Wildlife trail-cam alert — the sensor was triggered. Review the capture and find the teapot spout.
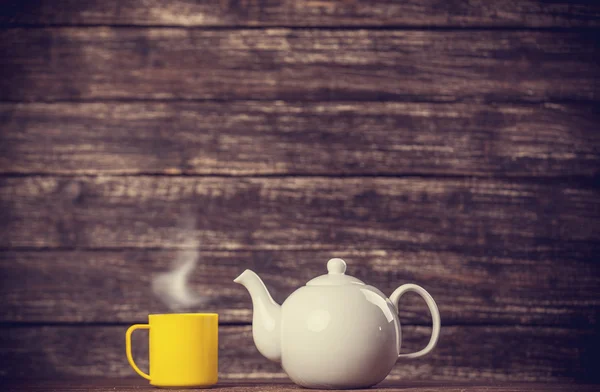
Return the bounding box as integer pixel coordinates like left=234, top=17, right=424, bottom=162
left=234, top=269, right=282, bottom=362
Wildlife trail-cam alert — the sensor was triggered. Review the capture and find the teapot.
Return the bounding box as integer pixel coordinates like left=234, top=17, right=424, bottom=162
left=234, top=258, right=440, bottom=389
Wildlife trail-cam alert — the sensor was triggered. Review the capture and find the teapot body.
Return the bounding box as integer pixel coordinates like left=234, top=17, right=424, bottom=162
left=234, top=258, right=441, bottom=389
left=280, top=285, right=401, bottom=389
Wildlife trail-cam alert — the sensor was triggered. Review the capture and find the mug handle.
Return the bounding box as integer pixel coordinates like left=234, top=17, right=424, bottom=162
left=126, top=324, right=151, bottom=380
left=390, top=284, right=441, bottom=359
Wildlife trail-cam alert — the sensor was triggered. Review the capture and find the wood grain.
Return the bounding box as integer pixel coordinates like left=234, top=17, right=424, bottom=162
left=0, top=325, right=597, bottom=382
left=2, top=379, right=599, bottom=392
left=1, top=176, right=598, bottom=252
left=0, top=249, right=598, bottom=326
left=1, top=0, right=599, bottom=28
left=3, top=379, right=599, bottom=392
left=1, top=29, right=598, bottom=102
left=1, top=102, right=598, bottom=177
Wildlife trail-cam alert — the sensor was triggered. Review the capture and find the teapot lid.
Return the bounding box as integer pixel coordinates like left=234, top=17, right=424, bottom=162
left=306, top=258, right=365, bottom=286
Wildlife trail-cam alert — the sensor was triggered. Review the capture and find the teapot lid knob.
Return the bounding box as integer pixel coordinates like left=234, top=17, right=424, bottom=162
left=327, top=258, right=347, bottom=275
left=307, top=258, right=363, bottom=286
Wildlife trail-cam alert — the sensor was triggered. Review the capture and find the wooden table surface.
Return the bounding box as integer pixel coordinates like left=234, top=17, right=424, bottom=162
left=1, top=379, right=598, bottom=392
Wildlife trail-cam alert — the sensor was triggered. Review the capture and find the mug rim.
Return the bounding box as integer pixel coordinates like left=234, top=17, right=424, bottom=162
left=149, top=313, right=218, bottom=318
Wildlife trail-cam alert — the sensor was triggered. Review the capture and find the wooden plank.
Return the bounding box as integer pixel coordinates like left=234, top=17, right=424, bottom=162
left=2, top=379, right=599, bottom=392
left=0, top=176, right=598, bottom=252
left=1, top=102, right=598, bottom=177
left=0, top=29, right=598, bottom=102
left=1, top=0, right=599, bottom=28
left=0, top=249, right=598, bottom=326
left=0, top=325, right=597, bottom=382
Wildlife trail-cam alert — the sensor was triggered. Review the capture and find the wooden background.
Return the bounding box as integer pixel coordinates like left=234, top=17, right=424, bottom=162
left=1, top=0, right=599, bottom=384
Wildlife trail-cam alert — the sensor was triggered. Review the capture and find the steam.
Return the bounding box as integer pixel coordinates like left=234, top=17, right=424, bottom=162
left=151, top=215, right=209, bottom=310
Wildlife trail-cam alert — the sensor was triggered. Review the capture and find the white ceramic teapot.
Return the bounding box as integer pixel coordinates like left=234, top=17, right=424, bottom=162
left=234, top=258, right=440, bottom=389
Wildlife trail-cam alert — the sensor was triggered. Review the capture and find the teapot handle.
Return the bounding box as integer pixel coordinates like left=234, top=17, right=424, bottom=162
left=390, top=284, right=441, bottom=359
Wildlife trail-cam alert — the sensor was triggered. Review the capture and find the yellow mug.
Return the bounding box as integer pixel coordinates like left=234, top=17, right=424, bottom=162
left=126, top=313, right=218, bottom=388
